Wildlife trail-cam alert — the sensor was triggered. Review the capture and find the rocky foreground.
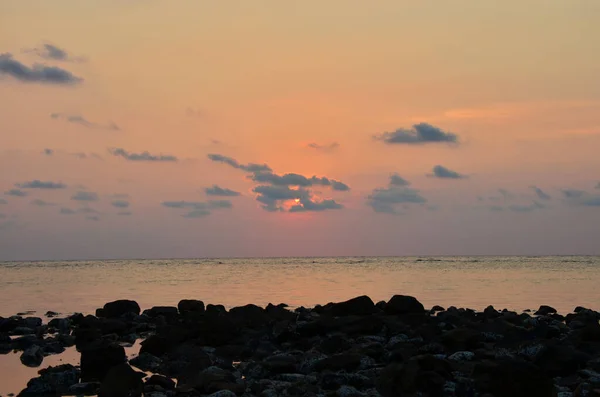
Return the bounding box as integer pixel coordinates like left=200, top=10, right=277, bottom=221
left=1, top=296, right=600, bottom=397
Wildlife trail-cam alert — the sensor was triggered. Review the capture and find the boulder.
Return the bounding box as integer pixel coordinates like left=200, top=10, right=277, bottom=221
left=145, top=374, right=176, bottom=390
left=473, top=359, right=555, bottom=397
left=325, top=296, right=376, bottom=317
left=20, top=345, right=44, bottom=367
left=535, top=305, right=558, bottom=316
left=384, top=295, right=425, bottom=315
left=314, top=353, right=363, bottom=372
left=23, top=317, right=42, bottom=329
left=377, top=355, right=452, bottom=397
left=143, top=306, right=179, bottom=318
left=80, top=341, right=126, bottom=381
left=18, top=364, right=80, bottom=396
left=229, top=304, right=271, bottom=328
left=98, top=363, right=143, bottom=397
left=534, top=344, right=591, bottom=376
left=130, top=352, right=162, bottom=372
left=180, top=366, right=243, bottom=395
left=178, top=299, right=205, bottom=314
left=102, top=300, right=141, bottom=318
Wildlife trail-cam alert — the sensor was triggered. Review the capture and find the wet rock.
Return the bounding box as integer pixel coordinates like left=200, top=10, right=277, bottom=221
left=20, top=345, right=44, bottom=367
left=130, top=352, right=162, bottom=372
left=314, top=353, right=363, bottom=372
left=68, top=382, right=100, bottom=395
left=80, top=340, right=127, bottom=381
left=145, top=374, right=176, bottom=390
left=448, top=351, right=475, bottom=361
left=143, top=306, right=179, bottom=319
left=140, top=334, right=171, bottom=357
left=229, top=304, right=271, bottom=328
left=337, top=385, right=366, bottom=397
left=263, top=353, right=298, bottom=373
left=208, top=391, right=237, bottom=397
left=45, top=311, right=59, bottom=318
left=101, top=299, right=141, bottom=318
left=473, top=358, right=555, bottom=397
left=48, top=318, right=70, bottom=334
left=384, top=295, right=425, bottom=315
left=98, top=363, right=143, bottom=397
left=178, top=299, right=205, bottom=314
left=99, top=318, right=128, bottom=335
left=325, top=295, right=377, bottom=317
left=377, top=355, right=451, bottom=397
left=180, top=366, right=243, bottom=395
left=12, top=327, right=35, bottom=336
left=535, top=305, right=558, bottom=316
left=534, top=344, right=591, bottom=376
left=441, top=328, right=482, bottom=352
left=18, top=364, right=80, bottom=396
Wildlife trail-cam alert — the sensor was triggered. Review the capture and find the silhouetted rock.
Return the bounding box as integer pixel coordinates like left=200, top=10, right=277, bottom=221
left=98, top=363, right=143, bottom=397
left=20, top=345, right=44, bottom=367
left=178, top=299, right=205, bottom=314
left=101, top=300, right=141, bottom=318
left=325, top=296, right=376, bottom=317
left=143, top=306, right=179, bottom=318
left=473, top=359, right=555, bottom=397
left=80, top=340, right=126, bottom=381
left=145, top=374, right=176, bottom=390
left=18, top=364, right=79, bottom=396
left=384, top=295, right=425, bottom=315
left=535, top=305, right=558, bottom=316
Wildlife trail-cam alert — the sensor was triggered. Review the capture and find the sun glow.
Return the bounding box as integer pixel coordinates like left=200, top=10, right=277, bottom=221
left=294, top=198, right=300, bottom=203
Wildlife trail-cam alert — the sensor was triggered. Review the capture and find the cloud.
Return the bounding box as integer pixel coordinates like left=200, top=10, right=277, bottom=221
left=289, top=198, right=343, bottom=212
left=17, top=180, right=67, bottom=189
left=71, top=191, right=99, bottom=202
left=428, top=165, right=467, bottom=179
left=0, top=53, right=83, bottom=85
left=0, top=198, right=7, bottom=204
left=162, top=199, right=233, bottom=218
left=43, top=148, right=54, bottom=156
left=111, top=200, right=130, bottom=208
left=27, top=43, right=85, bottom=63
left=595, top=182, right=600, bottom=190
left=5, top=189, right=28, bottom=197
left=59, top=208, right=76, bottom=215
left=109, top=148, right=178, bottom=162
left=507, top=201, right=544, bottom=213
left=562, top=189, right=585, bottom=199
left=374, top=123, right=458, bottom=145
left=207, top=154, right=271, bottom=173
left=306, top=142, right=339, bottom=152
left=31, top=199, right=56, bottom=207
left=51, top=113, right=120, bottom=131
left=252, top=185, right=343, bottom=212
left=117, top=211, right=132, bottom=216
left=205, top=185, right=241, bottom=197
left=78, top=207, right=99, bottom=214
left=389, top=173, right=410, bottom=187
left=86, top=216, right=100, bottom=221
left=250, top=172, right=350, bottom=191
left=530, top=186, right=551, bottom=200
left=112, top=193, right=130, bottom=199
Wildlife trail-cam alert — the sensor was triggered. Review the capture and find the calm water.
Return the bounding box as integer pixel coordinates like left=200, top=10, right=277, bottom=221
left=1, top=256, right=600, bottom=395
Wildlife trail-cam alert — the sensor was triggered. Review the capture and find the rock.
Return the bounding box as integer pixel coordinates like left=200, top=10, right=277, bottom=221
left=326, top=295, right=376, bottom=317
left=145, top=374, right=176, bottom=390
left=23, top=317, right=42, bottom=329
left=264, top=353, right=298, bottom=373
left=229, top=304, right=271, bottom=328
left=178, top=299, right=205, bottom=314
left=18, top=364, right=80, bottom=396
left=440, top=328, right=482, bottom=352
left=130, top=352, right=162, bottom=372
left=473, top=359, right=555, bottom=397
left=206, top=304, right=227, bottom=315
left=68, top=382, right=100, bottom=395
left=208, top=391, right=237, bottom=397
left=337, top=385, right=366, bottom=397
left=535, top=305, right=558, bottom=316
left=98, top=363, right=143, bottom=397
left=384, top=295, right=425, bottom=315
left=99, top=318, right=128, bottom=335
left=181, top=366, right=243, bottom=395
left=448, top=351, right=475, bottom=361
left=20, top=345, right=44, bottom=367
left=320, top=335, right=352, bottom=354
left=143, top=306, right=179, bottom=318
left=80, top=341, right=127, bottom=381
left=314, top=353, right=363, bottom=372
left=377, top=355, right=451, bottom=397
left=48, top=318, right=70, bottom=334
left=140, top=335, right=171, bottom=357
left=534, top=344, right=591, bottom=376
left=101, top=300, right=141, bottom=318
left=431, top=305, right=445, bottom=312
left=13, top=327, right=35, bottom=335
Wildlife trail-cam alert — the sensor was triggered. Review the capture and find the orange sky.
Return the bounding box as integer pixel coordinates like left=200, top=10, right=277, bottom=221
left=1, top=1, right=599, bottom=260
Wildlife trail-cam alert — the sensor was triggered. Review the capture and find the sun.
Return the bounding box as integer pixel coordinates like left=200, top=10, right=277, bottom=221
left=294, top=198, right=300, bottom=203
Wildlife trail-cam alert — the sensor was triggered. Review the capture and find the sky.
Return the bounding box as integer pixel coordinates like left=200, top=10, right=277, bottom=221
left=1, top=1, right=600, bottom=260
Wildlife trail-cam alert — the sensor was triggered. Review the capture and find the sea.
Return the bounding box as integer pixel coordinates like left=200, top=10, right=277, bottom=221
left=1, top=255, right=599, bottom=394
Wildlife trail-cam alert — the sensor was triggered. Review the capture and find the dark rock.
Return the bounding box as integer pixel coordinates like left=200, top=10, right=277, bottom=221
left=20, top=345, right=44, bottom=367
left=68, top=382, right=100, bottom=395
left=80, top=341, right=127, bottom=381
left=229, top=304, right=271, bottom=328
left=98, top=363, right=143, bottom=397
left=99, top=318, right=128, bottom=335
left=143, top=306, right=179, bottom=318
left=102, top=300, right=141, bottom=318
left=130, top=352, right=162, bottom=372
left=377, top=355, right=451, bottom=397
left=12, top=327, right=35, bottom=335
left=535, top=305, right=558, bottom=316
left=180, top=366, right=243, bottom=395
left=325, top=296, right=376, bottom=317
left=73, top=326, right=102, bottom=351
left=12, top=335, right=40, bottom=350
left=265, top=303, right=296, bottom=321
left=263, top=353, right=298, bottom=373
left=314, top=353, right=363, bottom=372
left=18, top=364, right=80, bottom=396
left=48, top=318, right=70, bottom=334
left=0, top=316, right=22, bottom=332
left=473, top=359, right=555, bottom=397
left=45, top=311, right=59, bottom=317
left=178, top=299, right=205, bottom=314
left=23, top=317, right=42, bottom=329
left=534, top=344, right=591, bottom=376
left=431, top=305, right=445, bottom=312
left=320, top=335, right=352, bottom=354
left=206, top=304, right=227, bottom=315
left=384, top=295, right=425, bottom=315
left=140, top=334, right=171, bottom=357
left=441, top=328, right=482, bottom=352
left=145, top=374, right=176, bottom=390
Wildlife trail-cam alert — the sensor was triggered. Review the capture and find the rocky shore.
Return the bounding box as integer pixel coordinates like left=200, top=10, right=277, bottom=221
left=1, top=295, right=600, bottom=397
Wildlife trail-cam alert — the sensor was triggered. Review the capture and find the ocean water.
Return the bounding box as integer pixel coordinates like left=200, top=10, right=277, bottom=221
left=1, top=256, right=599, bottom=394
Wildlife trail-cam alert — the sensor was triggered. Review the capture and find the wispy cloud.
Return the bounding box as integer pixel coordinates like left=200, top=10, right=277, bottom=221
left=71, top=191, right=99, bottom=202
left=428, top=165, right=467, bottom=179
left=162, top=199, right=233, bottom=218
left=306, top=142, right=340, bottom=152
left=111, top=200, right=130, bottom=208
left=31, top=199, right=56, bottom=207
left=0, top=198, right=8, bottom=204
left=17, top=180, right=67, bottom=189
left=530, top=186, right=551, bottom=200
left=207, top=154, right=271, bottom=173
left=59, top=208, right=76, bottom=215
left=0, top=53, right=83, bottom=85
left=205, top=185, right=241, bottom=197
left=109, top=148, right=178, bottom=162
left=43, top=148, right=54, bottom=156
left=4, top=189, right=28, bottom=197
left=374, top=123, right=458, bottom=145
left=51, top=113, right=119, bottom=131
left=389, top=173, right=410, bottom=187
left=25, top=43, right=86, bottom=63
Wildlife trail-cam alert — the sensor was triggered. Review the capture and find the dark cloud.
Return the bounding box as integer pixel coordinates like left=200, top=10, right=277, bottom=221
left=252, top=185, right=343, bottom=212
left=71, top=191, right=99, bottom=202
left=562, top=189, right=586, bottom=199
left=250, top=172, right=350, bottom=191
left=162, top=199, right=232, bottom=218
left=530, top=186, right=551, bottom=200
left=374, top=123, right=458, bottom=145
left=0, top=53, right=83, bottom=85
left=26, top=43, right=86, bottom=62
left=367, top=187, right=427, bottom=214
left=17, top=180, right=67, bottom=189
left=111, top=200, right=130, bottom=208
left=580, top=196, right=600, bottom=207
left=59, top=208, right=76, bottom=215
left=205, top=185, right=241, bottom=197
left=498, top=189, right=513, bottom=200
left=51, top=113, right=120, bottom=131
left=31, top=199, right=56, bottom=207
left=289, top=198, right=343, bottom=212
left=43, top=148, right=54, bottom=156
left=117, top=211, right=132, bottom=216
left=5, top=189, right=28, bottom=197
left=0, top=198, right=7, bottom=204
left=109, top=148, right=178, bottom=162
left=428, top=165, right=467, bottom=179
left=306, top=142, right=339, bottom=152
left=207, top=154, right=271, bottom=172
left=389, top=173, right=410, bottom=187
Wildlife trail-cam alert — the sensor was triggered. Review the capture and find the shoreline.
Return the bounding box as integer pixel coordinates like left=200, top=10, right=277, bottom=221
left=1, top=295, right=599, bottom=397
